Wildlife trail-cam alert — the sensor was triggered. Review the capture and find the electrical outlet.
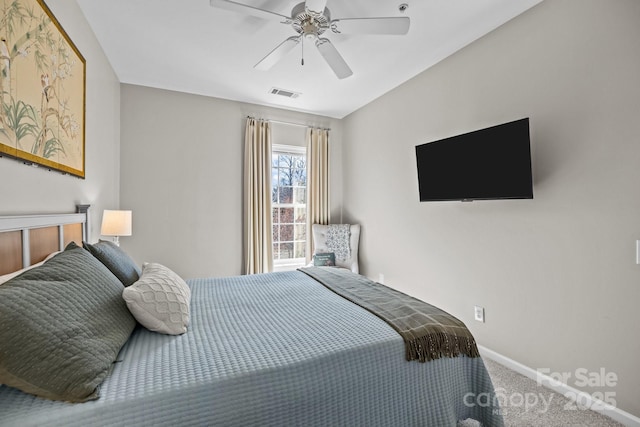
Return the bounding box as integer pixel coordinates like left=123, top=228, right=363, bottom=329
left=378, top=273, right=385, bottom=284
left=474, top=306, right=485, bottom=323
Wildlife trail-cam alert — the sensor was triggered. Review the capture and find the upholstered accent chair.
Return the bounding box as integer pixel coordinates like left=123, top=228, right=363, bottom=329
left=311, top=224, right=361, bottom=273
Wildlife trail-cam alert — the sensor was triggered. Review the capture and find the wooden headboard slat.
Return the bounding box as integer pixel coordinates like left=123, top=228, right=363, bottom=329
left=0, top=206, right=90, bottom=276
left=0, top=231, right=22, bottom=275
left=63, top=223, right=83, bottom=248
left=30, top=227, right=60, bottom=265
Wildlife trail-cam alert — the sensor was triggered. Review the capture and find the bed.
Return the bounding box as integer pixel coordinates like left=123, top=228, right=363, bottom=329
left=0, top=208, right=504, bottom=426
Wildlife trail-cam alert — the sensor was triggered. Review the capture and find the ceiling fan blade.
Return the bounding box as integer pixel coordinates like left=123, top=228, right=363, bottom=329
left=331, top=17, right=410, bottom=35
left=304, top=0, right=327, bottom=16
left=315, top=38, right=353, bottom=79
left=254, top=36, right=301, bottom=70
left=210, top=0, right=290, bottom=22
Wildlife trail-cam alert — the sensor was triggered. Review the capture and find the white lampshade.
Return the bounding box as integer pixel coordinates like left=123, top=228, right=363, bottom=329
left=101, top=210, right=132, bottom=237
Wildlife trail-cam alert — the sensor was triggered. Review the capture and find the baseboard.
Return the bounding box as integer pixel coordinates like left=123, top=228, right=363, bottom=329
left=478, top=345, right=640, bottom=427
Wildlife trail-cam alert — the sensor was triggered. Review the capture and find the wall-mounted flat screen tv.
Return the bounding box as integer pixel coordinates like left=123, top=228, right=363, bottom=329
left=415, top=118, right=533, bottom=202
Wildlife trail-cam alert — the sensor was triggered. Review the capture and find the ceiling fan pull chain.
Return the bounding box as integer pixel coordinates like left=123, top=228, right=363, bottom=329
left=301, top=36, right=305, bottom=66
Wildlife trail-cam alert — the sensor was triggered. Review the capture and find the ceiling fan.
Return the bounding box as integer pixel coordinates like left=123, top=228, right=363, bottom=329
left=210, top=0, right=410, bottom=79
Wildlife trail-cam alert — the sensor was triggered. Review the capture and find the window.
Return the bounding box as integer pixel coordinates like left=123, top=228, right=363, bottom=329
left=271, top=144, right=307, bottom=271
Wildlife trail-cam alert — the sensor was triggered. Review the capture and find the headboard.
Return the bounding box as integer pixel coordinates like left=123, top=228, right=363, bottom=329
left=0, top=205, right=90, bottom=275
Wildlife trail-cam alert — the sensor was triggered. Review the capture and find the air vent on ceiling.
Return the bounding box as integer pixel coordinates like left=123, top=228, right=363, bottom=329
left=270, top=87, right=300, bottom=99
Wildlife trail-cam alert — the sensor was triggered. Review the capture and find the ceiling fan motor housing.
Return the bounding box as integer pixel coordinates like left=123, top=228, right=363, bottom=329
left=292, top=2, right=330, bottom=40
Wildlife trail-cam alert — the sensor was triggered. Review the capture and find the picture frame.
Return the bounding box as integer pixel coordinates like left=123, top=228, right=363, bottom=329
left=0, top=0, right=86, bottom=178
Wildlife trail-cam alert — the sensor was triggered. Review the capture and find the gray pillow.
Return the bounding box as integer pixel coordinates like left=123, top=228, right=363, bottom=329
left=83, top=240, right=141, bottom=286
left=0, top=243, right=136, bottom=402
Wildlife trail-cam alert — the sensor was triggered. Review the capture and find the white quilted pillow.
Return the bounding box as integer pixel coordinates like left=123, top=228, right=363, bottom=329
left=122, top=262, right=191, bottom=335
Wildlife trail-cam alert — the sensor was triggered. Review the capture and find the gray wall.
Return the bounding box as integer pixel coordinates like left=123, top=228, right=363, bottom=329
left=120, top=84, right=343, bottom=279
left=0, top=0, right=120, bottom=240
left=342, top=0, right=640, bottom=418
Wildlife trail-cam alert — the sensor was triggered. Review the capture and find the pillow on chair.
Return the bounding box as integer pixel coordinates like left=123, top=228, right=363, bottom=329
left=313, top=252, right=336, bottom=267
left=311, top=224, right=360, bottom=273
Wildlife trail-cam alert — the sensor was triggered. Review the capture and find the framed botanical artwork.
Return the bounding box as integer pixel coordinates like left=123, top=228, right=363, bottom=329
left=0, top=0, right=86, bottom=178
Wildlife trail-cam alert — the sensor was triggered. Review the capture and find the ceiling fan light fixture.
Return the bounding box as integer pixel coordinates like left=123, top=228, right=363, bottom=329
left=301, top=20, right=319, bottom=40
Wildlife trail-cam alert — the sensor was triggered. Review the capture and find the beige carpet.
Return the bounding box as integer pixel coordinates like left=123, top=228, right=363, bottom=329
left=483, top=358, right=624, bottom=427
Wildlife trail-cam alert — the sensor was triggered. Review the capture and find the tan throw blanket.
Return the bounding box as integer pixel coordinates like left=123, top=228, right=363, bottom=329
left=299, top=267, right=480, bottom=362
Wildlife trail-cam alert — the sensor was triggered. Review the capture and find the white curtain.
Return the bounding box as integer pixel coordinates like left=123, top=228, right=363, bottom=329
left=306, top=127, right=330, bottom=262
left=243, top=118, right=273, bottom=274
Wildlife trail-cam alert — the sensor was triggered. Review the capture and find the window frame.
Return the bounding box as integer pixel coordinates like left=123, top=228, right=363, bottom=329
left=271, top=144, right=307, bottom=272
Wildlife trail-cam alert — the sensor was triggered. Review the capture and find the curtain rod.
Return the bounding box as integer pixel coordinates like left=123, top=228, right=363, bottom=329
left=247, top=116, right=330, bottom=131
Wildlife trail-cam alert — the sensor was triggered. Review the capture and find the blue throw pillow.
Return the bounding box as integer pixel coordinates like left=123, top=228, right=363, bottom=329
left=313, top=252, right=336, bottom=267
left=83, top=240, right=141, bottom=286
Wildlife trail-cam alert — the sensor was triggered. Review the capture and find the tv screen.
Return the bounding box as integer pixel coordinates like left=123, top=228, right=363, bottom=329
left=415, top=118, right=533, bottom=202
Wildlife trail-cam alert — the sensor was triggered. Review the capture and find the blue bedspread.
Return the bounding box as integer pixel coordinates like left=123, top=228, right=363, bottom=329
left=0, top=271, right=503, bottom=426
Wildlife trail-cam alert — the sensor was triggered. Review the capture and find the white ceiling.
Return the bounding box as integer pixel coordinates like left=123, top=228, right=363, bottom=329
left=76, top=0, right=542, bottom=119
